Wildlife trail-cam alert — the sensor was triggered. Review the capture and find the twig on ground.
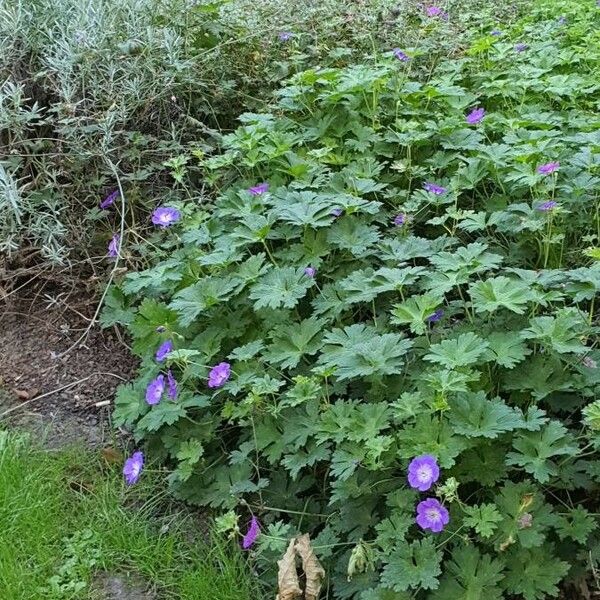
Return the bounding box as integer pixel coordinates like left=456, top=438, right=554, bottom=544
left=0, top=372, right=127, bottom=420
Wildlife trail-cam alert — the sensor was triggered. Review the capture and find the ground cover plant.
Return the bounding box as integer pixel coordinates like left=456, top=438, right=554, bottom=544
left=103, top=0, right=600, bottom=597
left=0, top=430, right=261, bottom=599
left=0, top=0, right=526, bottom=265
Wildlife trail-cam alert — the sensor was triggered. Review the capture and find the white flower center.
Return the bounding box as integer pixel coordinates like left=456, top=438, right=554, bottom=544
left=426, top=508, right=440, bottom=521
left=417, top=465, right=432, bottom=482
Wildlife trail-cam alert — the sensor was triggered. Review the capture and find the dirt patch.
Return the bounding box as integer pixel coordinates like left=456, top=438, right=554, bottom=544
left=92, top=572, right=157, bottom=600
left=0, top=292, right=137, bottom=447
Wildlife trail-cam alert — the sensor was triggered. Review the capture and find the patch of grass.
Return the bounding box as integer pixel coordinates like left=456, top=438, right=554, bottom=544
left=0, top=430, right=261, bottom=600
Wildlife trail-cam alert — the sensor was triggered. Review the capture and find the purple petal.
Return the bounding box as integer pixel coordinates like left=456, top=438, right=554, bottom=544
left=242, top=516, right=261, bottom=549
left=393, top=213, right=407, bottom=226
left=208, top=362, right=231, bottom=389
left=426, top=309, right=444, bottom=323
left=146, top=374, right=165, bottom=405
left=155, top=340, right=173, bottom=362
left=100, top=190, right=119, bottom=210
left=167, top=369, right=178, bottom=400
left=123, top=451, right=144, bottom=485
left=415, top=498, right=449, bottom=533
left=107, top=233, right=120, bottom=258
left=393, top=48, right=410, bottom=62
left=248, top=183, right=269, bottom=196
left=423, top=182, right=447, bottom=195
left=466, top=107, right=485, bottom=125
left=536, top=201, right=559, bottom=212
left=304, top=266, right=317, bottom=278
left=407, top=455, right=440, bottom=491
left=537, top=161, right=560, bottom=175
left=151, top=207, right=181, bottom=227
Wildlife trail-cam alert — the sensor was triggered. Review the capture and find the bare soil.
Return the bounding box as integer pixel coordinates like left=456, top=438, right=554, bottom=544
left=0, top=290, right=137, bottom=447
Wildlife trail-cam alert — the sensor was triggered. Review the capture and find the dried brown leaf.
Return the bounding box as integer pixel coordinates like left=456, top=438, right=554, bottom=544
left=275, top=538, right=302, bottom=600
left=295, top=534, right=325, bottom=600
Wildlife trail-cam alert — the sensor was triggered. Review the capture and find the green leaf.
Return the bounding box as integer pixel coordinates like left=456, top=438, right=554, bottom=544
left=280, top=376, right=322, bottom=409
left=137, top=401, right=187, bottom=432
left=504, top=546, right=569, bottom=600
left=424, top=332, right=489, bottom=369
left=273, top=191, right=335, bottom=228
left=396, top=415, right=468, bottom=468
left=463, top=504, right=503, bottom=539
left=122, top=261, right=183, bottom=295
left=469, top=276, right=533, bottom=314
left=318, top=324, right=413, bottom=380
left=428, top=242, right=502, bottom=275
left=282, top=440, right=331, bottom=479
left=100, top=287, right=135, bottom=328
left=341, top=267, right=424, bottom=305
left=327, top=218, right=381, bottom=256
left=485, top=331, right=531, bottom=368
left=374, top=510, right=413, bottom=552
left=249, top=267, right=313, bottom=309
left=113, top=383, right=145, bottom=428
left=431, top=546, right=504, bottom=600
left=380, top=539, right=442, bottom=592
left=507, top=421, right=578, bottom=483
left=554, top=506, right=597, bottom=544
left=265, top=317, right=325, bottom=369
left=494, top=481, right=554, bottom=550
left=360, top=587, right=411, bottom=600
left=391, top=293, right=443, bottom=335
left=449, top=392, right=523, bottom=439
left=170, top=277, right=238, bottom=326
left=228, top=340, right=265, bottom=361
left=520, top=308, right=588, bottom=354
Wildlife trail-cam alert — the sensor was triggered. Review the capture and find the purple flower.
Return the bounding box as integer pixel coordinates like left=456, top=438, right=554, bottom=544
left=304, top=266, right=317, bottom=278
left=423, top=182, right=447, bottom=195
left=100, top=190, right=120, bottom=210
left=466, top=107, right=485, bottom=125
left=408, top=455, right=440, bottom=491
left=123, top=451, right=144, bottom=486
left=536, top=201, right=559, bottom=212
left=514, top=43, right=528, bottom=52
left=208, top=362, right=231, bottom=388
left=242, top=516, right=260, bottom=549
left=331, top=208, right=344, bottom=217
left=155, top=340, right=173, bottom=362
left=416, top=498, right=449, bottom=533
left=393, top=48, right=410, bottom=62
left=537, top=161, right=560, bottom=175
left=426, top=309, right=444, bottom=323
left=278, top=32, right=293, bottom=42
left=146, top=374, right=165, bottom=405
left=107, top=234, right=120, bottom=258
left=167, top=369, right=178, bottom=400
left=152, top=206, right=181, bottom=228
left=248, top=183, right=269, bottom=196
left=557, top=16, right=567, bottom=25
left=426, top=5, right=444, bottom=17
left=393, top=213, right=407, bottom=226
left=490, top=29, right=502, bottom=36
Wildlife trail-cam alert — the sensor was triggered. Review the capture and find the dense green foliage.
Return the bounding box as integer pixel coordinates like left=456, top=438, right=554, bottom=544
left=105, top=0, right=600, bottom=598
left=0, top=430, right=261, bottom=599
left=0, top=0, right=526, bottom=263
